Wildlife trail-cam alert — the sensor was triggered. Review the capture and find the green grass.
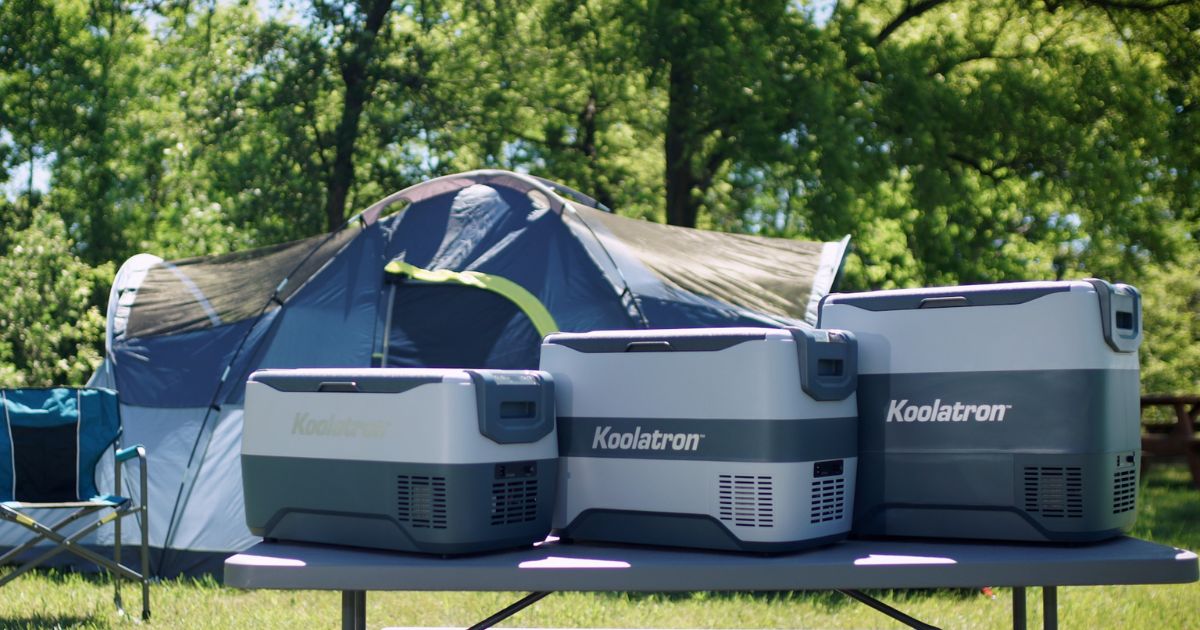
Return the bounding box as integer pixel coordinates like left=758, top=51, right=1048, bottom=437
left=0, top=465, right=1196, bottom=629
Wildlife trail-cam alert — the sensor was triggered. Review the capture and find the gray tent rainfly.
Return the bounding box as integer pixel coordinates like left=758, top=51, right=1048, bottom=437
left=0, top=170, right=849, bottom=575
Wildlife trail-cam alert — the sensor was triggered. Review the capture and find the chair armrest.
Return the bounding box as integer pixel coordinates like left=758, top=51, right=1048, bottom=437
left=116, top=445, right=146, bottom=463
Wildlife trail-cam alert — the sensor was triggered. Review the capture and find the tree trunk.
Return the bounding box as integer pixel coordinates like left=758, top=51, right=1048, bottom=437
left=323, top=0, right=392, bottom=232
left=664, top=61, right=698, bottom=227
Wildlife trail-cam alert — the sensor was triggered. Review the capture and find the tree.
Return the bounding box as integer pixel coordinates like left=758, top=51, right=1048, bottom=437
left=1139, top=245, right=1200, bottom=394
left=737, top=0, right=1199, bottom=290
left=629, top=0, right=797, bottom=227
left=313, top=0, right=397, bottom=231
left=423, top=0, right=663, bottom=217
left=0, top=213, right=111, bottom=387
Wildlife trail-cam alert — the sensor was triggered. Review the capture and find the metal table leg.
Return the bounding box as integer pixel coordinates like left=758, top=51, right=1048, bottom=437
left=1012, top=587, right=1026, bottom=630
left=342, top=590, right=365, bottom=630
left=1043, top=586, right=1057, bottom=630
left=837, top=589, right=941, bottom=630
left=468, top=591, right=551, bottom=630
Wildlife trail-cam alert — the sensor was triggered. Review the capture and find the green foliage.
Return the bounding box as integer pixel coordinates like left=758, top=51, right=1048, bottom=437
left=0, top=0, right=1196, bottom=390
left=1138, top=243, right=1200, bottom=394
left=0, top=211, right=111, bottom=388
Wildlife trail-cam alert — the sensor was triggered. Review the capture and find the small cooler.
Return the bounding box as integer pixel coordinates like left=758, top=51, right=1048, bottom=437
left=242, top=368, right=557, bottom=554
left=540, top=327, right=858, bottom=552
left=819, top=279, right=1142, bottom=542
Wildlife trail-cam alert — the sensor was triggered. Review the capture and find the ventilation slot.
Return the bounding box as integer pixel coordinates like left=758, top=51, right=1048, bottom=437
left=491, top=479, right=539, bottom=526
left=1112, top=468, right=1137, bottom=514
left=810, top=476, right=846, bottom=524
left=1023, top=467, right=1083, bottom=518
left=397, top=475, right=447, bottom=529
left=718, top=475, right=774, bottom=528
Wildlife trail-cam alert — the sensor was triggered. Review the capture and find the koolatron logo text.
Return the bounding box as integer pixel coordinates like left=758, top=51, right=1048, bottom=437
left=886, top=399, right=1012, bottom=423
left=291, top=412, right=388, bottom=438
left=592, top=425, right=705, bottom=452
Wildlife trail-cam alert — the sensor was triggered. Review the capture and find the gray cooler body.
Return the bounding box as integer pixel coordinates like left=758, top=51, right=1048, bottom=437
left=242, top=368, right=557, bottom=555
left=819, top=279, right=1142, bottom=543
left=540, top=327, right=859, bottom=553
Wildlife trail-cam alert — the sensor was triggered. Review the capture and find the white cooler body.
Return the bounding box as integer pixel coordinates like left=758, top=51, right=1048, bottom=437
left=242, top=368, right=557, bottom=555
left=819, top=279, right=1142, bottom=542
left=540, top=327, right=858, bottom=552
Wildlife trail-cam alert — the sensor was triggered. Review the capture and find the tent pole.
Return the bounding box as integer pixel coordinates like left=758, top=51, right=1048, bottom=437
left=380, top=285, right=396, bottom=366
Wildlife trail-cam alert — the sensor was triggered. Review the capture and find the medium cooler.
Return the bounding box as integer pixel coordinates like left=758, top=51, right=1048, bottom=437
left=242, top=368, right=557, bottom=554
left=819, top=279, right=1142, bottom=542
left=540, top=327, right=859, bottom=552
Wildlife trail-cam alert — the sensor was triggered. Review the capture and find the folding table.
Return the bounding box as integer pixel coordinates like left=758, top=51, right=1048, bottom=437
left=225, top=536, right=1198, bottom=630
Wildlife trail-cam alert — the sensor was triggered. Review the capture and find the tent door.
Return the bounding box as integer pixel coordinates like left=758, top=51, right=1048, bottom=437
left=382, top=283, right=545, bottom=370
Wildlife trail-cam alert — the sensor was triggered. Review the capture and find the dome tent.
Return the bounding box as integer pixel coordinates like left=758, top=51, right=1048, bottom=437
left=8, top=170, right=849, bottom=575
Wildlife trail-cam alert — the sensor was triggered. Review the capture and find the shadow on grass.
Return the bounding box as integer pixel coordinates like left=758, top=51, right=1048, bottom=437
left=0, top=615, right=98, bottom=629
left=0, top=567, right=113, bottom=585
left=601, top=586, right=988, bottom=610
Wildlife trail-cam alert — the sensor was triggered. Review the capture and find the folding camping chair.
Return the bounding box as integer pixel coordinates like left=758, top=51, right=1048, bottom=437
left=0, top=387, right=149, bottom=620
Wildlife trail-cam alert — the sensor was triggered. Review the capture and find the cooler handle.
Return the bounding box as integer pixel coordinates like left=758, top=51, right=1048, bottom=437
left=469, top=371, right=556, bottom=444
left=316, top=381, right=359, bottom=393
left=1087, top=279, right=1141, bottom=353
left=789, top=328, right=857, bottom=402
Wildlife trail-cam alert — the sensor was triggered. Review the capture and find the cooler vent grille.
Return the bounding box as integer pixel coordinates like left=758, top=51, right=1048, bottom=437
left=1113, top=469, right=1137, bottom=514
left=491, top=479, right=539, bottom=526
left=1023, top=466, right=1083, bottom=518
left=397, top=475, right=447, bottom=529
left=718, top=475, right=774, bottom=528
left=810, top=477, right=847, bottom=524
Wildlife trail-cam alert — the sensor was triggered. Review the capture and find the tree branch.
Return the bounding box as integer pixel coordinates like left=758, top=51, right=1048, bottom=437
left=876, top=0, right=952, bottom=45
left=948, top=152, right=1009, bottom=182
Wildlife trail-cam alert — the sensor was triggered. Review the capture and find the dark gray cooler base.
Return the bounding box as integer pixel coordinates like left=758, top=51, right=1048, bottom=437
left=851, top=368, right=1141, bottom=543
left=559, top=510, right=848, bottom=553
left=243, top=456, right=557, bottom=555
left=853, top=451, right=1139, bottom=543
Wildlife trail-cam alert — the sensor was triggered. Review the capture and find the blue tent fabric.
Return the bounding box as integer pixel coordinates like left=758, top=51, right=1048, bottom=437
left=114, top=317, right=271, bottom=408
left=73, top=169, right=849, bottom=575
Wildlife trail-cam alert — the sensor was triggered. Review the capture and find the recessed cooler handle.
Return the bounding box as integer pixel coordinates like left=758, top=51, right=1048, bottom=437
left=316, top=381, right=359, bottom=393
left=468, top=371, right=556, bottom=444
left=789, top=328, right=858, bottom=402
left=624, top=340, right=673, bottom=352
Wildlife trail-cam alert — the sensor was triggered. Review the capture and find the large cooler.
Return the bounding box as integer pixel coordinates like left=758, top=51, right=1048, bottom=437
left=540, top=327, right=859, bottom=552
left=242, top=368, right=557, bottom=555
left=819, top=279, right=1142, bottom=542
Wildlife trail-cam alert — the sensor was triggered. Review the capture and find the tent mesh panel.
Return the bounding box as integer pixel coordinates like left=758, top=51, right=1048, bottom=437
left=125, top=227, right=358, bottom=338
left=575, top=205, right=825, bottom=322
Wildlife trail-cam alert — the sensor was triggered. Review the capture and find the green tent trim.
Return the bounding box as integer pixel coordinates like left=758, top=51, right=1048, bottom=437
left=384, top=260, right=560, bottom=338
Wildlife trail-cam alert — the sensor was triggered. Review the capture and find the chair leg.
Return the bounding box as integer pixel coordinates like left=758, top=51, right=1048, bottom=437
left=140, top=452, right=150, bottom=621
left=140, top=504, right=149, bottom=620
left=114, top=510, right=123, bottom=613
left=0, top=511, right=130, bottom=587
left=12, top=509, right=145, bottom=581
left=0, top=507, right=95, bottom=566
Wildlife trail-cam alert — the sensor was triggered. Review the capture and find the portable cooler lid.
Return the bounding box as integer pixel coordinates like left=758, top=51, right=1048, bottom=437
left=543, top=327, right=857, bottom=402
left=247, top=368, right=556, bottom=445
left=818, top=279, right=1140, bottom=353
